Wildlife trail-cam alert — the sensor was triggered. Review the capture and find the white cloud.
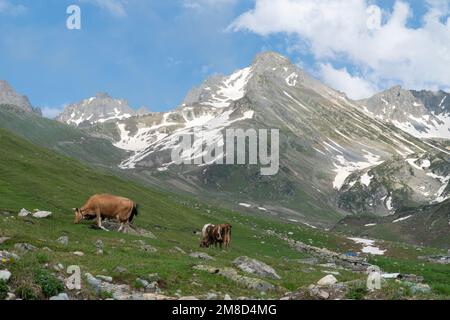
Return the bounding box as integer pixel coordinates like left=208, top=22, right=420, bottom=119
left=183, top=0, right=237, bottom=11
left=0, top=0, right=27, bottom=15
left=84, top=0, right=127, bottom=17
left=230, top=0, right=450, bottom=97
left=319, top=63, right=377, bottom=99
left=41, top=106, right=64, bottom=119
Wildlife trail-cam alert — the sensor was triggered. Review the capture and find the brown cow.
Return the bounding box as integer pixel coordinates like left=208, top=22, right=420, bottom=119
left=73, top=194, right=138, bottom=232
left=211, top=224, right=232, bottom=249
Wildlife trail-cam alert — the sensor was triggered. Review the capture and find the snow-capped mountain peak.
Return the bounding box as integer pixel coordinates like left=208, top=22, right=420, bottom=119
left=57, top=92, right=137, bottom=126
left=360, top=86, right=450, bottom=140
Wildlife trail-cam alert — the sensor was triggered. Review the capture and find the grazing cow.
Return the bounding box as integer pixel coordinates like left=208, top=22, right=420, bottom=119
left=211, top=224, right=232, bottom=249
left=73, top=194, right=138, bottom=232
left=200, top=224, right=215, bottom=248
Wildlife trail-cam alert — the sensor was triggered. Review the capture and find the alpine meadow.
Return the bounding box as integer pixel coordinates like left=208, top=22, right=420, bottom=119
left=0, top=0, right=449, bottom=308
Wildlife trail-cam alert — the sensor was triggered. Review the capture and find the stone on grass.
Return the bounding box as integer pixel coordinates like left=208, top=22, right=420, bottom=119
left=14, top=243, right=37, bottom=252
left=57, top=236, right=69, bottom=246
left=189, top=252, right=214, bottom=261
left=32, top=211, right=52, bottom=218
left=317, top=275, right=338, bottom=286
left=18, top=208, right=30, bottom=217
left=50, top=293, right=70, bottom=300
left=0, top=270, right=12, bottom=282
left=233, top=256, right=281, bottom=279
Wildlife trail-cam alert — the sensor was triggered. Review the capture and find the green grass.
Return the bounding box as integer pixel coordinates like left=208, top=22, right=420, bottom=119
left=0, top=127, right=449, bottom=300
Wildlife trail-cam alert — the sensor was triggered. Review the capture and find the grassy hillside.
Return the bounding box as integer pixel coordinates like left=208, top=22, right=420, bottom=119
left=0, top=104, right=126, bottom=168
left=0, top=127, right=449, bottom=299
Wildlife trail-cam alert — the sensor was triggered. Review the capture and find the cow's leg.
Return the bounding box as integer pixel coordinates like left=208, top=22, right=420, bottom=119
left=96, top=209, right=109, bottom=232
left=118, top=221, right=126, bottom=233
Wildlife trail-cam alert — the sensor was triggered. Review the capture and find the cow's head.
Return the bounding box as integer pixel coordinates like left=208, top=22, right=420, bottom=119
left=73, top=208, right=83, bottom=224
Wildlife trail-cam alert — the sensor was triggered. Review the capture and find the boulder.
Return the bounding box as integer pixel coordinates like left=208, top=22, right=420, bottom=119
left=0, top=237, right=10, bottom=245
left=113, top=267, right=127, bottom=274
left=206, top=292, right=218, bottom=300
left=57, top=236, right=69, bottom=246
left=140, top=244, right=157, bottom=253
left=73, top=251, right=84, bottom=257
left=189, top=252, right=214, bottom=260
left=97, top=275, right=113, bottom=283
left=32, top=211, right=52, bottom=218
left=50, top=293, right=70, bottom=300
left=14, top=243, right=37, bottom=252
left=410, top=283, right=432, bottom=295
left=317, top=275, right=338, bottom=286
left=233, top=256, right=281, bottom=279
left=0, top=269, right=12, bottom=282
left=102, top=220, right=156, bottom=238
left=18, top=208, right=30, bottom=217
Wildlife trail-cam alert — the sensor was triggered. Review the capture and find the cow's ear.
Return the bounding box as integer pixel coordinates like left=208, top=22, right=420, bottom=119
left=72, top=208, right=78, bottom=212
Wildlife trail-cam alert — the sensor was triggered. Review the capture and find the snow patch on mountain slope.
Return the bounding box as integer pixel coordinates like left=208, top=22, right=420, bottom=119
left=348, top=237, right=386, bottom=255
left=117, top=108, right=255, bottom=169
left=201, top=67, right=253, bottom=109
left=333, top=151, right=383, bottom=190
left=392, top=112, right=450, bottom=140
left=393, top=215, right=412, bottom=223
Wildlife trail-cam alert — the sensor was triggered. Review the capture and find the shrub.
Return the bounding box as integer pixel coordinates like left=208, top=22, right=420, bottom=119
left=36, top=253, right=50, bottom=264
left=15, top=283, right=39, bottom=300
left=345, top=285, right=368, bottom=300
left=33, top=269, right=64, bottom=298
left=0, top=280, right=8, bottom=300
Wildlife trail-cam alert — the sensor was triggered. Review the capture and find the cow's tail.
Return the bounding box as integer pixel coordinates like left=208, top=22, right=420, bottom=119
left=129, top=203, right=139, bottom=223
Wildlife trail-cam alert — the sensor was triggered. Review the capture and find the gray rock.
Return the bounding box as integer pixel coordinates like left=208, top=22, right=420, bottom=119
left=97, top=275, right=113, bottom=283
left=317, top=275, right=338, bottom=286
left=73, top=251, right=84, bottom=257
left=178, top=296, right=199, bottom=300
left=14, top=243, right=37, bottom=252
left=410, top=283, right=432, bottom=295
left=95, top=240, right=104, bottom=249
left=85, top=273, right=103, bottom=291
left=6, top=293, right=16, bottom=300
left=233, top=256, right=281, bottom=279
left=57, top=236, right=69, bottom=246
left=136, top=278, right=149, bottom=288
left=18, top=208, right=30, bottom=217
left=147, top=273, right=160, bottom=282
left=224, top=294, right=232, bottom=300
left=174, top=247, right=186, bottom=254
left=32, top=211, right=52, bottom=218
left=0, top=237, right=10, bottom=245
left=206, top=292, right=218, bottom=300
left=189, top=252, right=214, bottom=261
left=113, top=267, right=127, bottom=274
left=140, top=244, right=157, bottom=253
left=50, top=293, right=70, bottom=300
left=0, top=270, right=12, bottom=282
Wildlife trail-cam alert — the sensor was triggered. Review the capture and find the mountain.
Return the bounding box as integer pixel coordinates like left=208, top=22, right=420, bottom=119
left=78, top=52, right=449, bottom=226
left=56, top=92, right=149, bottom=126
left=0, top=104, right=126, bottom=168
left=360, top=86, right=450, bottom=140
left=0, top=80, right=41, bottom=116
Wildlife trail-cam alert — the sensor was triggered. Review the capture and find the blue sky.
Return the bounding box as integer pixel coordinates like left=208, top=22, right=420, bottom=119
left=0, top=0, right=449, bottom=117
